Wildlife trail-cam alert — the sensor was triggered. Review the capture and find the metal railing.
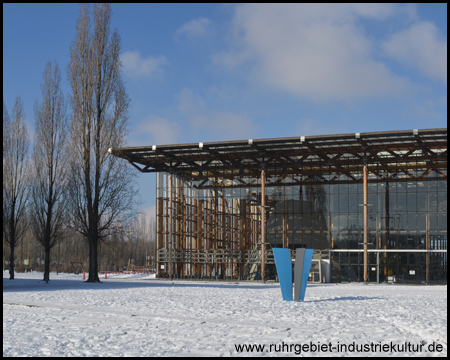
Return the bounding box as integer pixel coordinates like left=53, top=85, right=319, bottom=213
left=157, top=248, right=276, bottom=265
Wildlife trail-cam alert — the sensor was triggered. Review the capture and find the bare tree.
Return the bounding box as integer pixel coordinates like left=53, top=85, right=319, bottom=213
left=3, top=98, right=10, bottom=158
left=66, top=4, right=138, bottom=282
left=30, top=61, right=68, bottom=283
left=3, top=98, right=11, bottom=271
left=132, top=212, right=157, bottom=268
left=100, top=212, right=156, bottom=272
left=3, top=97, right=30, bottom=280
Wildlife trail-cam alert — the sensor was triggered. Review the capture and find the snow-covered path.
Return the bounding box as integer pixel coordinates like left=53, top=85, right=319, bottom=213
left=3, top=272, right=447, bottom=356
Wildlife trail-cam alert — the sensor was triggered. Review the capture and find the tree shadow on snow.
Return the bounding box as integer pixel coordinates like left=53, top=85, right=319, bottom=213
left=3, top=277, right=279, bottom=293
left=308, top=295, right=383, bottom=302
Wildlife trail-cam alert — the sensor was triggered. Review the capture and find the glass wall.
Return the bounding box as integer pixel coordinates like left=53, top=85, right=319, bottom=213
left=156, top=163, right=447, bottom=283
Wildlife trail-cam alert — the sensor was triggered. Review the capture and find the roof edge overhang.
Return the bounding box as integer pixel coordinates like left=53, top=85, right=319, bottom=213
left=109, top=128, right=448, bottom=178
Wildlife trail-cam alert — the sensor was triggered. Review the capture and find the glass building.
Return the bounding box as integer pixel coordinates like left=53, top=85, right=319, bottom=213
left=110, top=128, right=447, bottom=284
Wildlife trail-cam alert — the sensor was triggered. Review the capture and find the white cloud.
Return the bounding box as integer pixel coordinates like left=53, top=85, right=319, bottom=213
left=218, top=4, right=413, bottom=100
left=382, top=22, right=447, bottom=83
left=178, top=88, right=258, bottom=141
left=136, top=116, right=182, bottom=145
left=295, top=118, right=347, bottom=137
left=177, top=88, right=206, bottom=114
left=175, top=17, right=212, bottom=40
left=191, top=112, right=256, bottom=141
left=120, top=50, right=168, bottom=78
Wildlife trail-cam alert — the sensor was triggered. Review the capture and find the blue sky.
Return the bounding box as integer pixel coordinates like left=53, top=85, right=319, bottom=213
left=3, top=3, right=447, bottom=218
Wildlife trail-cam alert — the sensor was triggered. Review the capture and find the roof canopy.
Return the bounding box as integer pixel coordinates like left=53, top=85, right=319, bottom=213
left=109, top=128, right=447, bottom=186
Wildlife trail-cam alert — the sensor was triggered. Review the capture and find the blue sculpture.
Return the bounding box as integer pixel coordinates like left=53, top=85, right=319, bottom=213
left=272, top=248, right=293, bottom=301
left=273, top=248, right=314, bottom=301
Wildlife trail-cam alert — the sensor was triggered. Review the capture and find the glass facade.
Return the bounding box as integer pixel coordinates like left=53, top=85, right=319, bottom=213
left=108, top=128, right=446, bottom=284
left=156, top=162, right=447, bottom=283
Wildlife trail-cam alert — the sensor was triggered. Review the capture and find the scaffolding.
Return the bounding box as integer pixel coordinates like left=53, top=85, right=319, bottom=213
left=156, top=174, right=270, bottom=278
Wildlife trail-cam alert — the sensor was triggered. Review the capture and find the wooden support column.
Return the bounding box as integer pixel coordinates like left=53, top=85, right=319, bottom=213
left=236, top=199, right=242, bottom=278
left=261, top=169, right=266, bottom=281
left=426, top=214, right=430, bottom=282
left=169, top=173, right=173, bottom=279
left=193, top=198, right=198, bottom=276
left=283, top=201, right=288, bottom=248
left=363, top=165, right=368, bottom=283
left=383, top=182, right=389, bottom=277
left=199, top=200, right=204, bottom=277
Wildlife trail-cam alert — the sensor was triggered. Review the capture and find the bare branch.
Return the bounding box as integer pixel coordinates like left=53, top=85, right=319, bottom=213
left=3, top=97, right=30, bottom=279
left=66, top=4, right=139, bottom=282
left=30, top=61, right=68, bottom=282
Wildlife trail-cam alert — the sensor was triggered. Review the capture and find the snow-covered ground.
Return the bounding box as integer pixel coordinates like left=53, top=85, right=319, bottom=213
left=3, top=271, right=447, bottom=357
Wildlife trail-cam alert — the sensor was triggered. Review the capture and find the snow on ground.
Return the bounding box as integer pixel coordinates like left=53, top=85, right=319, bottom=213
left=3, top=271, right=447, bottom=357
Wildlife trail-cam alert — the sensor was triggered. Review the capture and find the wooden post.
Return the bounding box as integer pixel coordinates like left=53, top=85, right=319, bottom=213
left=169, top=173, right=173, bottom=278
left=384, top=182, right=389, bottom=277
left=426, top=214, right=430, bottom=282
left=199, top=200, right=204, bottom=277
left=363, top=165, right=368, bottom=283
left=261, top=169, right=266, bottom=281
left=283, top=200, right=288, bottom=248
left=193, top=198, right=198, bottom=276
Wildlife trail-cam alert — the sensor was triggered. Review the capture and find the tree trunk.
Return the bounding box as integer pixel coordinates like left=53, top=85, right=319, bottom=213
left=67, top=4, right=137, bottom=283
left=9, top=241, right=15, bottom=280
left=87, top=239, right=100, bottom=282
left=43, top=247, right=50, bottom=283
